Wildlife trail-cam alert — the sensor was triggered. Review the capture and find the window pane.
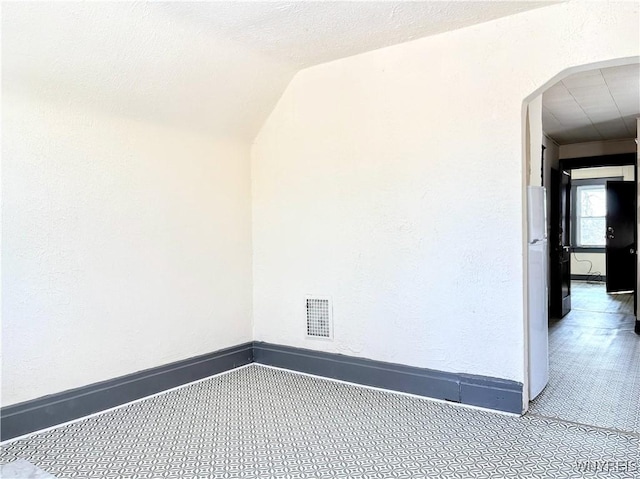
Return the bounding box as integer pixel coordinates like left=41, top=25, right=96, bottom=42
left=579, top=187, right=606, bottom=217
left=579, top=217, right=605, bottom=246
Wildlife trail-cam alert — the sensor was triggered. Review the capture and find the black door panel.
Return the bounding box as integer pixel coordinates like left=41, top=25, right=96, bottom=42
left=606, top=181, right=636, bottom=293
left=549, top=168, right=571, bottom=318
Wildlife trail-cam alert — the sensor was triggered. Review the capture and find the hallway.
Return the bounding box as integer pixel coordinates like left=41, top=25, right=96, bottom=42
left=529, top=281, right=639, bottom=434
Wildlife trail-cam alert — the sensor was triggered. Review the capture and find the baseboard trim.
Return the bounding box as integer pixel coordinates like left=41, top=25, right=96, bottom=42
left=2, top=341, right=524, bottom=441
left=1, top=342, right=254, bottom=441
left=571, top=274, right=606, bottom=282
left=253, top=342, right=523, bottom=414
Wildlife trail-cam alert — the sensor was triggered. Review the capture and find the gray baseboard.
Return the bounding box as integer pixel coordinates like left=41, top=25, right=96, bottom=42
left=1, top=342, right=253, bottom=441
left=253, top=342, right=523, bottom=414
left=571, top=274, right=605, bottom=282
left=2, top=341, right=523, bottom=441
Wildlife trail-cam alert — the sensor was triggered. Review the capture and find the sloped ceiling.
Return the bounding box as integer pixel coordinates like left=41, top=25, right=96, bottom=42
left=2, top=1, right=557, bottom=141
left=543, top=63, right=640, bottom=144
left=154, top=1, right=558, bottom=69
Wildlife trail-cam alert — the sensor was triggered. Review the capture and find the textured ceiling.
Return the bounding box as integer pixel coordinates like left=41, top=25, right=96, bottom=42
left=153, top=1, right=558, bottom=68
left=3, top=1, right=557, bottom=140
left=542, top=63, right=640, bottom=144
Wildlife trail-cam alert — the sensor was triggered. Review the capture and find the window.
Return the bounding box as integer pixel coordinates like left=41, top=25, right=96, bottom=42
left=570, top=175, right=623, bottom=250
left=575, top=184, right=606, bottom=247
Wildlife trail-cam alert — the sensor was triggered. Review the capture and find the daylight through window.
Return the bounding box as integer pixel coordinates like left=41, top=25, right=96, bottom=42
left=576, top=185, right=606, bottom=247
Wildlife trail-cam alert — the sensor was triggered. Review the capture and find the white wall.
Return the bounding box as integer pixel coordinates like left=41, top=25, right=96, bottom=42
left=572, top=253, right=607, bottom=278
left=2, top=0, right=638, bottom=410
left=1, top=1, right=300, bottom=407
left=1, top=91, right=253, bottom=406
left=559, top=139, right=637, bottom=159
left=571, top=166, right=634, bottom=181
left=252, top=1, right=639, bottom=394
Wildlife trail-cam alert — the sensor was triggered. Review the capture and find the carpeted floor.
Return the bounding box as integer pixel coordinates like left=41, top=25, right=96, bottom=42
left=2, top=281, right=637, bottom=478
left=1, top=365, right=637, bottom=478
left=529, top=282, right=639, bottom=435
left=0, top=458, right=57, bottom=478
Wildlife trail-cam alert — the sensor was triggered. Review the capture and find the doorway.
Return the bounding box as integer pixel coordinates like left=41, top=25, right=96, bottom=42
left=533, top=157, right=638, bottom=433
left=567, top=165, right=635, bottom=327
left=525, top=62, right=640, bottom=434
left=555, top=159, right=638, bottom=316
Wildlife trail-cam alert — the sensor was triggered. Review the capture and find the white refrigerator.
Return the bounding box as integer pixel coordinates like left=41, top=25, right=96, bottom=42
left=527, top=186, right=549, bottom=400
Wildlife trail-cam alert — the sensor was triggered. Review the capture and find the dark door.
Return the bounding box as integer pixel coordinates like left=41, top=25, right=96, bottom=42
left=549, top=168, right=572, bottom=318
left=605, top=181, right=636, bottom=293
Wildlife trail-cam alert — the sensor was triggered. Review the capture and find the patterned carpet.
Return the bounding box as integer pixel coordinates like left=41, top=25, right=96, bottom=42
left=529, top=282, right=639, bottom=435
left=1, top=365, right=638, bottom=478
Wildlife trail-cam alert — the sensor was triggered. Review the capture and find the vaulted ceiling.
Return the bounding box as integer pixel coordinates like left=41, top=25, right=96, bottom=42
left=2, top=1, right=556, bottom=141
left=542, top=63, right=640, bottom=145
left=153, top=1, right=558, bottom=69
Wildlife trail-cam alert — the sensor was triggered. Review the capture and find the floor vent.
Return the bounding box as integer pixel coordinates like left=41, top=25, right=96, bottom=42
left=305, top=296, right=332, bottom=339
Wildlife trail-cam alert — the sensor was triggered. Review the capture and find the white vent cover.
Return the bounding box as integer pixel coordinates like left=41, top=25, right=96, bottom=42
left=305, top=296, right=333, bottom=339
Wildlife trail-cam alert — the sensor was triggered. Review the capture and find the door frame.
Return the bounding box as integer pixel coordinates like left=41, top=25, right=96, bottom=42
left=559, top=153, right=637, bottom=170
left=558, top=152, right=638, bottom=314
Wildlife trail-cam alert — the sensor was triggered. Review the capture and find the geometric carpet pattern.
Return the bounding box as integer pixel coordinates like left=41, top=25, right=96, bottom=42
left=529, top=282, right=640, bottom=435
left=1, top=365, right=638, bottom=478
